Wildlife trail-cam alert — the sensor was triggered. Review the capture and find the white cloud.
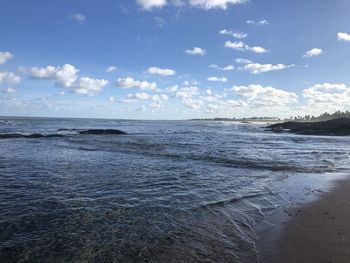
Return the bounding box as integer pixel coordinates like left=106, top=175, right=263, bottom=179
left=72, top=77, right=108, bottom=96
left=154, top=16, right=166, bottom=27
left=303, top=48, right=323, bottom=58
left=246, top=20, right=269, bottom=26
left=164, top=85, right=179, bottom=93
left=127, top=92, right=151, bottom=100
left=189, top=0, right=247, bottom=10
left=233, top=84, right=298, bottom=107
left=117, top=77, right=157, bottom=91
left=240, top=62, right=294, bottom=74
left=0, top=51, right=13, bottom=65
left=185, top=47, right=207, bottom=56
left=208, top=76, right=228, bottom=82
left=235, top=58, right=252, bottom=64
left=106, top=66, right=118, bottom=73
left=29, top=64, right=78, bottom=87
left=302, top=83, right=350, bottom=112
left=146, top=66, right=176, bottom=76
left=219, top=29, right=247, bottom=39
left=246, top=46, right=267, bottom=53
left=6, top=88, right=16, bottom=94
left=337, top=32, right=350, bottom=42
left=137, top=0, right=167, bottom=10
left=209, top=64, right=235, bottom=71
left=152, top=94, right=169, bottom=102
left=0, top=72, right=21, bottom=85
left=68, top=14, right=86, bottom=24
left=225, top=41, right=245, bottom=50
left=126, top=93, right=169, bottom=107
left=136, top=0, right=246, bottom=10
left=173, top=86, right=203, bottom=110
left=204, top=99, right=246, bottom=114
left=109, top=96, right=116, bottom=102
left=182, top=97, right=203, bottom=109
left=176, top=86, right=200, bottom=99
left=28, top=64, right=107, bottom=95
left=225, top=41, right=267, bottom=53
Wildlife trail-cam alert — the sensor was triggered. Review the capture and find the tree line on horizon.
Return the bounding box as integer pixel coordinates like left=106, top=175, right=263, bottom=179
left=287, top=110, right=350, bottom=122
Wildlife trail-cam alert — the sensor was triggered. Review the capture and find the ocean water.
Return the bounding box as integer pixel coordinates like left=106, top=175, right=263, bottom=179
left=1, top=117, right=350, bottom=263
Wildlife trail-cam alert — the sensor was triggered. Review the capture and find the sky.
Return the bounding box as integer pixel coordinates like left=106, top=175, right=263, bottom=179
left=1, top=0, right=350, bottom=119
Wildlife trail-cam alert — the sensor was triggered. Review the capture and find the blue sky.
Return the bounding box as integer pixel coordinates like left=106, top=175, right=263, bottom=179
left=1, top=0, right=350, bottom=119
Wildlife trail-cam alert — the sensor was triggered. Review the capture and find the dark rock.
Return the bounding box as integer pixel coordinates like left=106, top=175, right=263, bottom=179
left=0, top=133, right=64, bottom=139
left=266, top=118, right=350, bottom=136
left=78, top=129, right=127, bottom=135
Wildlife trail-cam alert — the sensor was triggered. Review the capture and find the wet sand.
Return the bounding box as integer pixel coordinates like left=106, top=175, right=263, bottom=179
left=259, top=178, right=350, bottom=263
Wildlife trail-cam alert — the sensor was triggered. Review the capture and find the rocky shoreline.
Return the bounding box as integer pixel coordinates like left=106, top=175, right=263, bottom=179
left=266, top=118, right=350, bottom=136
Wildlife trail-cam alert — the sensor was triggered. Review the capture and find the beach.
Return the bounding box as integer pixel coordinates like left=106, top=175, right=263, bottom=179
left=259, top=177, right=350, bottom=263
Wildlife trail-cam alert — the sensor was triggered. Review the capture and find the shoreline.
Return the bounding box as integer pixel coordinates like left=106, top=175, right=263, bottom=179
left=257, top=176, right=350, bottom=263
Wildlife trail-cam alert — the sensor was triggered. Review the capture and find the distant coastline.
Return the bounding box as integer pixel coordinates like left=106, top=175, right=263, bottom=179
left=191, top=117, right=281, bottom=123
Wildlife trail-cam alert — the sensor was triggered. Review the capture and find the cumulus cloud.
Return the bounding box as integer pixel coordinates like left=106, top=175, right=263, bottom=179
left=0, top=51, right=13, bottom=65
left=208, top=76, right=228, bottom=82
left=225, top=41, right=245, bottom=50
left=185, top=47, right=207, bottom=56
left=246, top=46, right=267, bottom=53
left=175, top=86, right=200, bottom=99
left=209, top=64, right=235, bottom=71
left=136, top=0, right=247, bottom=10
left=0, top=72, right=21, bottom=85
left=68, top=14, right=86, bottom=24
left=172, top=86, right=203, bottom=110
left=29, top=64, right=78, bottom=87
left=233, top=85, right=298, bottom=107
left=219, top=29, right=247, bottom=39
left=240, top=62, right=294, bottom=74
left=189, top=0, right=247, bottom=9
left=146, top=66, right=176, bottom=76
left=204, top=99, right=246, bottom=114
left=182, top=97, right=204, bottom=109
left=246, top=20, right=269, bottom=26
left=125, top=92, right=169, bottom=109
left=117, top=77, right=157, bottom=91
left=225, top=41, right=267, bottom=53
left=303, top=48, right=323, bottom=58
left=72, top=77, right=108, bottom=95
left=106, top=66, right=117, bottom=73
left=137, top=0, right=167, bottom=10
left=302, top=83, right=350, bottom=112
left=28, top=64, right=107, bottom=95
left=337, top=32, right=350, bottom=42
left=127, top=92, right=152, bottom=100
left=235, top=58, right=252, bottom=64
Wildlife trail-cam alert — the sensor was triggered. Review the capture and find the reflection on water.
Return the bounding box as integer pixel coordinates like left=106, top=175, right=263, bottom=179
left=1, top=117, right=350, bottom=262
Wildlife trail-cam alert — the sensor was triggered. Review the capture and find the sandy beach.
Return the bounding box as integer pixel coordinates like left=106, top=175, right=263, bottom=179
left=260, top=178, right=350, bottom=263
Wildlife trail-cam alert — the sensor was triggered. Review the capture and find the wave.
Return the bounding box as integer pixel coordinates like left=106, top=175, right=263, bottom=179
left=67, top=138, right=334, bottom=173
left=197, top=192, right=267, bottom=210
left=0, top=120, right=22, bottom=126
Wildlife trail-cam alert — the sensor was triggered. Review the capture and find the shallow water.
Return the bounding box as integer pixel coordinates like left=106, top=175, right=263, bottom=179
left=1, top=117, right=350, bottom=262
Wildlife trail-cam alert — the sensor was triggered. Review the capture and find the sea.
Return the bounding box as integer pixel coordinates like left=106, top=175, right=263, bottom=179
left=1, top=117, right=350, bottom=262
